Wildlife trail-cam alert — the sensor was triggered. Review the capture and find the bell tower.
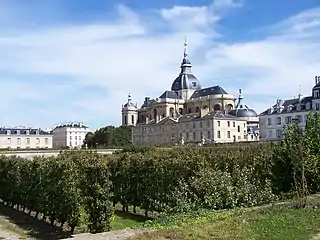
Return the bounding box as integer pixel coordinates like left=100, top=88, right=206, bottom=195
left=121, top=93, right=138, bottom=126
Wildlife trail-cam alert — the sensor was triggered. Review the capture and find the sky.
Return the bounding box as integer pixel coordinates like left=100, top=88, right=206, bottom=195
left=0, top=0, right=320, bottom=130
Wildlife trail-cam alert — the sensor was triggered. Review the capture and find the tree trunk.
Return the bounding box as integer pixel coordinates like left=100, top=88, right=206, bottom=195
left=70, top=225, right=76, bottom=234
left=35, top=212, right=39, bottom=219
left=133, top=206, right=136, bottom=213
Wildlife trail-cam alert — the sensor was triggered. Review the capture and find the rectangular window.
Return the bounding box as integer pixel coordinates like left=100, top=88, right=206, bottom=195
left=217, top=121, right=220, bottom=127
left=268, top=130, right=272, bottom=138
left=296, top=115, right=302, bottom=123
left=200, top=122, right=203, bottom=128
left=207, top=121, right=210, bottom=128
left=267, top=118, right=271, bottom=125
left=45, top=138, right=49, bottom=144
left=17, top=138, right=21, bottom=144
left=237, top=126, right=240, bottom=132
left=217, top=131, right=221, bottom=138
left=200, top=132, right=203, bottom=139
left=186, top=133, right=189, bottom=140
left=193, top=122, right=196, bottom=129
left=70, top=136, right=72, bottom=140
left=75, top=136, right=77, bottom=140
left=276, top=129, right=283, bottom=138
left=193, top=132, right=196, bottom=140
left=207, top=131, right=211, bottom=139
left=277, top=117, right=281, bottom=125
left=26, top=138, right=30, bottom=144
left=36, top=138, right=40, bottom=144
left=286, top=116, right=292, bottom=124
left=7, top=138, right=11, bottom=144
left=227, top=121, right=230, bottom=127
left=233, top=122, right=235, bottom=127
left=227, top=131, right=230, bottom=138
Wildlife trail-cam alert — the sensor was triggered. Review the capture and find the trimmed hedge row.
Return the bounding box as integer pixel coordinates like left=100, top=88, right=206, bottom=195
left=110, top=144, right=277, bottom=216
left=0, top=150, right=112, bottom=233
left=1, top=112, right=320, bottom=233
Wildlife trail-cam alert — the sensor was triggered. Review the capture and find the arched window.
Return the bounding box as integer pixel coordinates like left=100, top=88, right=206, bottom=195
left=195, top=106, right=200, bottom=113
left=179, top=108, right=183, bottom=115
left=169, top=107, right=174, bottom=118
left=131, top=115, right=135, bottom=124
left=124, top=115, right=127, bottom=125
left=225, top=104, right=233, bottom=112
left=214, top=104, right=221, bottom=111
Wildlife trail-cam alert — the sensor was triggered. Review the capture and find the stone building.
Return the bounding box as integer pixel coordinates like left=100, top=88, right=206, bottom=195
left=52, top=122, right=89, bottom=148
left=0, top=127, right=52, bottom=149
left=122, top=39, right=259, bottom=145
left=259, top=76, right=320, bottom=141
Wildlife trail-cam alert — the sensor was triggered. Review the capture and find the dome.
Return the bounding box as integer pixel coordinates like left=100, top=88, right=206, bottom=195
left=123, top=102, right=136, bottom=109
left=171, top=38, right=201, bottom=92
left=229, top=108, right=257, bottom=118
left=229, top=89, right=257, bottom=118
left=171, top=74, right=201, bottom=91
left=122, top=93, right=137, bottom=110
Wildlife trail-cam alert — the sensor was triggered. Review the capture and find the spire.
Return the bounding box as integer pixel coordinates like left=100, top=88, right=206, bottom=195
left=128, top=93, right=132, bottom=102
left=236, top=89, right=244, bottom=108
left=183, top=36, right=188, bottom=59
left=180, top=36, right=192, bottom=73
left=298, top=85, right=302, bottom=101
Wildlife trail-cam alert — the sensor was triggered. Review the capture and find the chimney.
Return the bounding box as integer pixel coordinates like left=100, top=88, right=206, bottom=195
left=200, top=106, right=209, bottom=117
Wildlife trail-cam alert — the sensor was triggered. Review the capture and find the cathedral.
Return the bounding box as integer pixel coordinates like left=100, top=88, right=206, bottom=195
left=121, top=39, right=259, bottom=146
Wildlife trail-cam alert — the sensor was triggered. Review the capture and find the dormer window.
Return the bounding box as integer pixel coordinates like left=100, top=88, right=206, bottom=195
left=17, top=130, right=20, bottom=135
left=36, top=130, right=39, bottom=135
left=306, top=102, right=311, bottom=110
left=297, top=104, right=301, bottom=111
left=268, top=107, right=273, bottom=114
left=26, top=130, right=30, bottom=135
left=192, top=82, right=197, bottom=87
left=287, top=105, right=293, bottom=112
left=6, top=130, right=10, bottom=135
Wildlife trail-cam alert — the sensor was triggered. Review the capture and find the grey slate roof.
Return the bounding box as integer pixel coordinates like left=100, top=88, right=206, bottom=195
left=0, top=128, right=52, bottom=135
left=159, top=90, right=181, bottom=99
left=190, top=86, right=228, bottom=99
left=259, top=96, right=314, bottom=115
left=54, top=123, right=88, bottom=129
left=171, top=73, right=201, bottom=91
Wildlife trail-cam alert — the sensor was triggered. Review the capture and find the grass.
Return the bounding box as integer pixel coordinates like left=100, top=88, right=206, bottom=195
left=132, top=197, right=320, bottom=240
left=111, top=210, right=151, bottom=230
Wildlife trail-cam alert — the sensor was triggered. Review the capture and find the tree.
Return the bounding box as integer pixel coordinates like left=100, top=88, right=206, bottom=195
left=84, top=125, right=132, bottom=148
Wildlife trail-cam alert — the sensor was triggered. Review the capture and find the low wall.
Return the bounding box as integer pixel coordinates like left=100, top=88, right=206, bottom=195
left=0, top=149, right=118, bottom=159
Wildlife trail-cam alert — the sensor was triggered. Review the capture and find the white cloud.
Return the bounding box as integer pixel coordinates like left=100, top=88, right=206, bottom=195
left=0, top=1, right=319, bottom=129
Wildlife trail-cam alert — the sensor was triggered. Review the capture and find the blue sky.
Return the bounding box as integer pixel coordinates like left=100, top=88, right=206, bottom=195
left=0, top=0, right=320, bottom=130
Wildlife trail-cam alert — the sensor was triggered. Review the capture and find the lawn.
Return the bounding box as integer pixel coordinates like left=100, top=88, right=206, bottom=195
left=132, top=197, right=320, bottom=240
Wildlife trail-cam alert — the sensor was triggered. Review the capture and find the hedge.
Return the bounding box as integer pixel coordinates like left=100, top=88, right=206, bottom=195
left=0, top=150, right=112, bottom=234
left=0, top=113, right=319, bottom=233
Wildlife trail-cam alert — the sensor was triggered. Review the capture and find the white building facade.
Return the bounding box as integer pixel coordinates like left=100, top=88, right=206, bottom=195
left=0, top=127, right=52, bottom=149
left=52, top=123, right=89, bottom=148
left=259, top=76, right=320, bottom=141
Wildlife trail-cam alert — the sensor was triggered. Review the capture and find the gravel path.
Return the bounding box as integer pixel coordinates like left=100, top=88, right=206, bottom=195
left=63, top=229, right=154, bottom=240
left=0, top=215, right=27, bottom=240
